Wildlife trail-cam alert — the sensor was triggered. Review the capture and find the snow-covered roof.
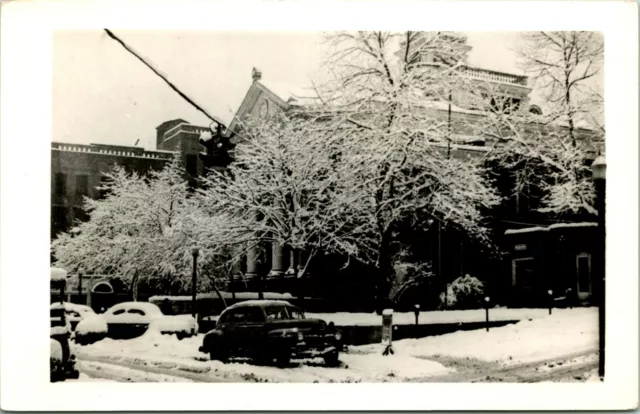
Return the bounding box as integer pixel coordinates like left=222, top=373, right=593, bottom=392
left=149, top=292, right=294, bottom=302
left=258, top=79, right=318, bottom=105
left=504, top=227, right=548, bottom=235
left=505, top=222, right=598, bottom=235
left=50, top=268, right=68, bottom=282
left=548, top=222, right=598, bottom=230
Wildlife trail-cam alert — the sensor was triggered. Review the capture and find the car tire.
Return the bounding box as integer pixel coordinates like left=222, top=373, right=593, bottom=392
left=324, top=351, right=340, bottom=367
left=210, top=350, right=227, bottom=363
left=275, top=354, right=290, bottom=367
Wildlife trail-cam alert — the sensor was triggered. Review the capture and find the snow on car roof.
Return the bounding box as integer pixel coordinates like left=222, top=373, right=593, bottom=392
left=51, top=302, right=94, bottom=313
left=224, top=300, right=294, bottom=311
left=106, top=301, right=163, bottom=315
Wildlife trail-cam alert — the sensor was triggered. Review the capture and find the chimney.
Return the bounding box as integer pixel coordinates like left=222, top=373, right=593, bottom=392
left=252, top=67, right=262, bottom=82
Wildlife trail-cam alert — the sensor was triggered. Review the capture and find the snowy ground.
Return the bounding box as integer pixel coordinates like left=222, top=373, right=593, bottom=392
left=73, top=308, right=598, bottom=383
left=352, top=307, right=598, bottom=365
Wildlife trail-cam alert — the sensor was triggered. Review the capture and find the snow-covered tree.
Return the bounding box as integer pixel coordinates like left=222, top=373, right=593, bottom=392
left=196, top=113, right=353, bottom=278
left=51, top=157, right=229, bottom=298
left=517, top=31, right=604, bottom=145
left=296, top=31, right=501, bottom=307
left=461, top=32, right=604, bottom=216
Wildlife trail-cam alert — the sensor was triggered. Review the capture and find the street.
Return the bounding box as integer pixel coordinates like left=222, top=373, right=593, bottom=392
left=75, top=350, right=599, bottom=383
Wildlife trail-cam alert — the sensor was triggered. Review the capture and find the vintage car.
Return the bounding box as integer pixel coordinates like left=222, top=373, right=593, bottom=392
left=50, top=268, right=80, bottom=382
left=103, top=301, right=164, bottom=339
left=199, top=300, right=343, bottom=366
left=50, top=302, right=95, bottom=331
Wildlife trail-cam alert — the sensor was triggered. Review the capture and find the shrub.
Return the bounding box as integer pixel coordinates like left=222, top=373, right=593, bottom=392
left=75, top=315, right=108, bottom=345
left=441, top=275, right=485, bottom=310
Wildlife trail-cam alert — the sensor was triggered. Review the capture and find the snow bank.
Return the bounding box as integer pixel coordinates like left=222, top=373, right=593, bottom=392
left=76, top=329, right=204, bottom=361
left=354, top=308, right=598, bottom=365
left=307, top=308, right=550, bottom=327
left=50, top=339, right=63, bottom=361
left=149, top=315, right=198, bottom=336
left=76, top=315, right=108, bottom=335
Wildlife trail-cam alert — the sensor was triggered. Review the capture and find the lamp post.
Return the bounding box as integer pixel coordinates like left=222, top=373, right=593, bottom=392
left=548, top=290, right=553, bottom=315
left=484, top=296, right=490, bottom=332
left=191, top=247, right=200, bottom=319
left=591, top=155, right=606, bottom=378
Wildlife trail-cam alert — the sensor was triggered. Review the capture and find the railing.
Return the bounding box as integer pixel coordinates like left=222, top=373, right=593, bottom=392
left=52, top=143, right=175, bottom=160
left=463, top=67, right=528, bottom=86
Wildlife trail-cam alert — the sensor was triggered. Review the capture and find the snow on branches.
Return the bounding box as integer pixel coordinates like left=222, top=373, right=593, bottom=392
left=51, top=156, right=226, bottom=295
left=294, top=32, right=501, bottom=301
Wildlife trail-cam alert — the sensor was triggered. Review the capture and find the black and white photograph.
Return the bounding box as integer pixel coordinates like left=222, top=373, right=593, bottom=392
left=1, top=0, right=638, bottom=411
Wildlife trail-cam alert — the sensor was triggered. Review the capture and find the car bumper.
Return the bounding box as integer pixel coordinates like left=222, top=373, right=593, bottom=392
left=293, top=344, right=340, bottom=358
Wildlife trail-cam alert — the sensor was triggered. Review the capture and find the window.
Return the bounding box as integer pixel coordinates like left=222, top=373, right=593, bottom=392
left=529, top=105, right=543, bottom=115
left=576, top=253, right=592, bottom=294
left=287, top=307, right=305, bottom=320
left=265, top=306, right=288, bottom=321
left=98, top=176, right=110, bottom=199
left=76, top=175, right=89, bottom=199
left=112, top=309, right=126, bottom=316
left=224, top=308, right=264, bottom=324
left=52, top=206, right=68, bottom=234
left=186, top=154, right=198, bottom=176
left=512, top=258, right=535, bottom=289
left=128, top=309, right=146, bottom=316
left=55, top=173, right=66, bottom=196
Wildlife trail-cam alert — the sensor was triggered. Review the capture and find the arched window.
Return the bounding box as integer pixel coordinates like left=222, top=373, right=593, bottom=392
left=528, top=105, right=543, bottom=115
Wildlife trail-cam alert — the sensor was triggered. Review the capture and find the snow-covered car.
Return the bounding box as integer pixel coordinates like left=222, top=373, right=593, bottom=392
left=148, top=314, right=198, bottom=340
left=75, top=314, right=109, bottom=345
left=50, top=302, right=95, bottom=330
left=199, top=300, right=344, bottom=367
left=103, top=302, right=164, bottom=339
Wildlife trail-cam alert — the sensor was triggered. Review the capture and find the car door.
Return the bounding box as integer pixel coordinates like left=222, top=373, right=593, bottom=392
left=232, top=307, right=266, bottom=354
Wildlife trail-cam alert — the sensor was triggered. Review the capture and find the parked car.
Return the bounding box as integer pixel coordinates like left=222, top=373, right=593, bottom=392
left=50, top=268, right=79, bottom=382
left=199, top=300, right=343, bottom=367
left=50, top=302, right=95, bottom=331
left=103, top=302, right=163, bottom=339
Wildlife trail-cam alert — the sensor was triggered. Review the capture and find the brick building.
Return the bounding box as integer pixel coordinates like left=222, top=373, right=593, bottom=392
left=51, top=142, right=176, bottom=238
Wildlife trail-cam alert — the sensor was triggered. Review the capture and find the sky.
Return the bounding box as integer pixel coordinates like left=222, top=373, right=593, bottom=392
left=53, top=31, right=523, bottom=150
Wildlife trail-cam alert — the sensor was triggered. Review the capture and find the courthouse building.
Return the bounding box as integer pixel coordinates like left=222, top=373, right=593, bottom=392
left=52, top=52, right=603, bottom=308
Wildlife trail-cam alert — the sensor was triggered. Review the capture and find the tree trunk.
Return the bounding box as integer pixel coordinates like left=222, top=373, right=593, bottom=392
left=375, top=229, right=394, bottom=314
left=212, top=284, right=228, bottom=309
left=131, top=275, right=140, bottom=302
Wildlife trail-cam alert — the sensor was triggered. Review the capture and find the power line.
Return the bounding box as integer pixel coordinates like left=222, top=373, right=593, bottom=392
left=103, top=29, right=225, bottom=128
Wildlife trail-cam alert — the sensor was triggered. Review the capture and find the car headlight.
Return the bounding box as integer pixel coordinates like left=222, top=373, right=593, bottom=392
left=335, top=331, right=342, bottom=341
